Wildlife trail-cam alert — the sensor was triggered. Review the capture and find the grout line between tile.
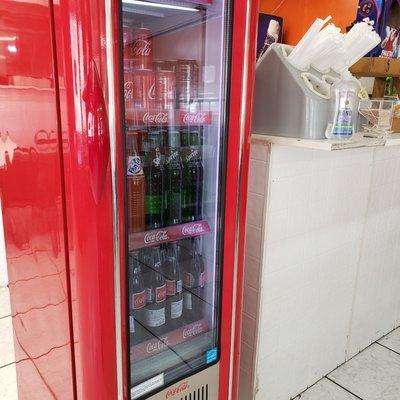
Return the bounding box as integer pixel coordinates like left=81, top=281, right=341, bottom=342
left=375, top=341, right=400, bottom=357
left=325, top=377, right=365, bottom=400
left=0, top=314, right=11, bottom=320
left=344, top=148, right=376, bottom=358
left=0, top=361, right=15, bottom=369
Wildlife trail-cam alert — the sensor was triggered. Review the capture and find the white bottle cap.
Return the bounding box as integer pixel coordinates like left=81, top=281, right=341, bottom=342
left=267, top=19, right=281, bottom=38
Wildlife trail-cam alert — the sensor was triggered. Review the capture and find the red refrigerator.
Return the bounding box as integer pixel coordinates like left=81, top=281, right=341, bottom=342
left=1, top=0, right=258, bottom=399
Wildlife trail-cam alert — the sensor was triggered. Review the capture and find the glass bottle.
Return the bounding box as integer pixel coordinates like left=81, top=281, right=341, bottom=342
left=144, top=246, right=167, bottom=337
left=183, top=128, right=203, bottom=222
left=183, top=237, right=205, bottom=323
left=145, top=131, right=164, bottom=229
left=165, top=129, right=183, bottom=225
left=126, top=132, right=146, bottom=232
left=163, top=242, right=183, bottom=330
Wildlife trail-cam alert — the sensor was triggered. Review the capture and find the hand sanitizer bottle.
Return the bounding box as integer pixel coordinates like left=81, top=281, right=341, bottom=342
left=325, top=70, right=360, bottom=141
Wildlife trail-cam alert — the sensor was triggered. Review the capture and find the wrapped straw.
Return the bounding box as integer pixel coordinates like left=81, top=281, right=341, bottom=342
left=288, top=16, right=332, bottom=69
left=289, top=19, right=381, bottom=73
left=304, top=24, right=344, bottom=70
left=330, top=22, right=381, bottom=72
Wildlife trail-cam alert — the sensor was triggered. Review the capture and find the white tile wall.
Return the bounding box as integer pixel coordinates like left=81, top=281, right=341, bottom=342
left=347, top=146, right=400, bottom=358
left=239, top=142, right=400, bottom=400
left=238, top=141, right=270, bottom=400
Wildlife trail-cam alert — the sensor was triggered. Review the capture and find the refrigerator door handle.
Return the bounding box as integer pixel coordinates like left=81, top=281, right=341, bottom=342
left=82, top=60, right=111, bottom=205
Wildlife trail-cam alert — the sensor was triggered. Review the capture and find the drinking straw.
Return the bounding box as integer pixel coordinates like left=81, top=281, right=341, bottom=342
left=288, top=15, right=332, bottom=69
left=330, top=23, right=381, bottom=72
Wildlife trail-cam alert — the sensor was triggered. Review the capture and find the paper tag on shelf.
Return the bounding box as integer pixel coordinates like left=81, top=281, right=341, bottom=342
left=131, top=373, right=164, bottom=399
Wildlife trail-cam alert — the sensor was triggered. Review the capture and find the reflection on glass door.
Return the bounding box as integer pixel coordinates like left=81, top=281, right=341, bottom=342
left=121, top=1, right=231, bottom=398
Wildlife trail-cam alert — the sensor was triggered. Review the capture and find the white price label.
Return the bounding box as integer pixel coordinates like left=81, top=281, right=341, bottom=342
left=131, top=373, right=164, bottom=399
left=145, top=307, right=165, bottom=327
left=184, top=292, right=193, bottom=310
left=129, top=316, right=135, bottom=333
left=171, top=299, right=183, bottom=319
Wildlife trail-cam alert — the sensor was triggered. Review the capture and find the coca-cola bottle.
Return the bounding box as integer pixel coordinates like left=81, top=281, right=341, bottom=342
left=183, top=128, right=203, bottom=222
left=129, top=253, right=148, bottom=345
left=126, top=132, right=146, bottom=232
left=162, top=242, right=183, bottom=330
left=183, top=237, right=205, bottom=323
left=144, top=246, right=167, bottom=337
left=165, top=129, right=183, bottom=226
left=144, top=131, right=164, bottom=229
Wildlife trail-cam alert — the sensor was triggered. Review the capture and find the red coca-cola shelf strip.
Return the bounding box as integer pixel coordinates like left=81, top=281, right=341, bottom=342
left=131, top=319, right=210, bottom=363
left=125, top=110, right=212, bottom=126
left=129, top=220, right=211, bottom=251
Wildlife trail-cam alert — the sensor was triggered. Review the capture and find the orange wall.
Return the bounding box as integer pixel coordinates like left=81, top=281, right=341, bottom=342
left=260, top=0, right=359, bottom=45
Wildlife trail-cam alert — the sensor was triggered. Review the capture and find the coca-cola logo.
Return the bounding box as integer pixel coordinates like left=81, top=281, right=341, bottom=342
left=144, top=230, right=169, bottom=244
left=182, top=112, right=208, bottom=124
left=133, top=290, right=146, bottom=309
left=183, top=271, right=194, bottom=288
left=183, top=322, right=204, bottom=339
left=182, top=223, right=205, bottom=236
left=124, top=81, right=133, bottom=100
left=166, top=279, right=176, bottom=296
left=156, top=284, right=166, bottom=303
left=146, top=337, right=168, bottom=354
left=148, top=83, right=156, bottom=100
left=132, top=38, right=151, bottom=57
left=143, top=112, right=168, bottom=124
left=165, top=381, right=190, bottom=399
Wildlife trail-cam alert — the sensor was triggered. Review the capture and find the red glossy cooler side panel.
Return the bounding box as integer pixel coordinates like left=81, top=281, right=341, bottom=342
left=218, top=0, right=259, bottom=398
left=0, top=0, right=75, bottom=399
left=230, top=1, right=259, bottom=399
left=52, top=0, right=118, bottom=399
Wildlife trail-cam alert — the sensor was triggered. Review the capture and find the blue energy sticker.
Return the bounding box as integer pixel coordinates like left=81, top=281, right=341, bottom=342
left=206, top=348, right=218, bottom=364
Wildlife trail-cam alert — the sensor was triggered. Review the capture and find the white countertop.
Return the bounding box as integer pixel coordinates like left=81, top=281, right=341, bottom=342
left=252, top=133, right=400, bottom=151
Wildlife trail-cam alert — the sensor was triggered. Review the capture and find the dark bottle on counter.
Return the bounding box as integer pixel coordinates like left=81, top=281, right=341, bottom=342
left=129, top=253, right=148, bottom=345
left=162, top=242, right=183, bottom=329
left=144, top=246, right=166, bottom=337
left=183, top=237, right=205, bottom=323
left=183, top=128, right=203, bottom=222
left=165, top=129, right=183, bottom=226
left=145, top=131, right=164, bottom=229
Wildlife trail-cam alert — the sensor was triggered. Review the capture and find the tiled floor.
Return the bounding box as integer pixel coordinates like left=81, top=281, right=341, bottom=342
left=2, top=279, right=400, bottom=400
left=295, top=327, right=400, bottom=400
left=0, top=286, right=18, bottom=400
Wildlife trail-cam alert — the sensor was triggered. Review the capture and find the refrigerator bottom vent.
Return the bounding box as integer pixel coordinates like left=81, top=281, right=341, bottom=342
left=180, top=384, right=209, bottom=400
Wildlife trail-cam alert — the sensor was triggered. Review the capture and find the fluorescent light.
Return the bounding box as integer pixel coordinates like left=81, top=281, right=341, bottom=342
left=122, top=0, right=199, bottom=12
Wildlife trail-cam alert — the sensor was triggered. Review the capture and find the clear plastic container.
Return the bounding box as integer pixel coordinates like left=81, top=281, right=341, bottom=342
left=325, top=71, right=360, bottom=141
left=358, top=99, right=396, bottom=138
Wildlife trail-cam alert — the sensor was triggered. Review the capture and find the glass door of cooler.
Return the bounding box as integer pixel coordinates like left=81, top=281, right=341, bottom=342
left=121, top=0, right=231, bottom=398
